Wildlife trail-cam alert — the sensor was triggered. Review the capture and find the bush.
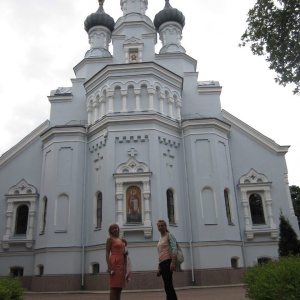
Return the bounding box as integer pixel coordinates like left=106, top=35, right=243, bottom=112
left=0, top=277, right=24, bottom=300
left=243, top=256, right=300, bottom=300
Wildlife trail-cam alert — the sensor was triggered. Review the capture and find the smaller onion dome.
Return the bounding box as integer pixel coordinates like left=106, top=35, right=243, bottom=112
left=84, top=0, right=115, bottom=33
left=153, top=0, right=185, bottom=31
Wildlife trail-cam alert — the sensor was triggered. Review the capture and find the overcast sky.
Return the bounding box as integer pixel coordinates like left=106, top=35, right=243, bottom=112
left=0, top=0, right=299, bottom=186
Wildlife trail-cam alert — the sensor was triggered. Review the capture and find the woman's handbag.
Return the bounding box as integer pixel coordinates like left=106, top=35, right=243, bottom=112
left=168, top=233, right=184, bottom=266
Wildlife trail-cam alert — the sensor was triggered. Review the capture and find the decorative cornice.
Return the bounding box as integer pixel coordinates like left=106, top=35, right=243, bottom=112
left=0, top=120, right=50, bottom=169
left=181, top=118, right=231, bottom=134
left=198, top=81, right=222, bottom=95
left=40, top=125, right=87, bottom=144
left=222, top=110, right=290, bottom=154
left=84, top=62, right=183, bottom=93
left=88, top=112, right=180, bottom=136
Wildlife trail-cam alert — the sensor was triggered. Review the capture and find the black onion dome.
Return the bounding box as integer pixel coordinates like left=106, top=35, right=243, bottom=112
left=84, top=2, right=115, bottom=33
left=153, top=0, right=185, bottom=31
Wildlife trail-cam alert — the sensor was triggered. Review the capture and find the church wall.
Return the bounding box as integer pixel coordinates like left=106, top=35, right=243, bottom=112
left=243, top=242, right=279, bottom=266
left=0, top=139, right=43, bottom=272
left=0, top=254, right=34, bottom=276
left=193, top=244, right=244, bottom=269
left=182, top=127, right=242, bottom=243
left=229, top=125, right=299, bottom=234
left=35, top=133, right=86, bottom=251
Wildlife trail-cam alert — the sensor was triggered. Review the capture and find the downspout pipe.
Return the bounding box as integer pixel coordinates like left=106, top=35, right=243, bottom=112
left=81, top=125, right=88, bottom=290
left=181, top=121, right=195, bottom=284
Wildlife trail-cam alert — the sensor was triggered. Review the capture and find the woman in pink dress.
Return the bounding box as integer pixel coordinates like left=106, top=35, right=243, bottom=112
left=106, top=223, right=128, bottom=300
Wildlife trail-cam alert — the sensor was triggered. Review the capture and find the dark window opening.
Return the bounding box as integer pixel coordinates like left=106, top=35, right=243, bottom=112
left=10, top=267, right=24, bottom=277
left=15, top=205, right=29, bottom=235
left=224, top=190, right=233, bottom=224
left=249, top=193, right=266, bottom=225
left=97, top=193, right=102, bottom=228
left=167, top=189, right=175, bottom=224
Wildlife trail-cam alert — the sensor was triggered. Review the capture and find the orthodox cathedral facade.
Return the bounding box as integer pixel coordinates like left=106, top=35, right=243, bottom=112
left=0, top=0, right=298, bottom=292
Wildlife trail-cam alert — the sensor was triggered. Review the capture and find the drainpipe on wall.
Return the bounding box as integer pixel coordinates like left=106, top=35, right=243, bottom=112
left=81, top=125, right=88, bottom=290
left=227, top=133, right=246, bottom=268
left=181, top=123, right=195, bottom=284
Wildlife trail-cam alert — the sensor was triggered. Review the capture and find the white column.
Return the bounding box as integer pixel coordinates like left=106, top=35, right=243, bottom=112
left=148, top=88, right=155, bottom=111
left=175, top=99, right=182, bottom=120
left=138, top=48, right=143, bottom=62
left=116, top=183, right=124, bottom=226
left=143, top=181, right=151, bottom=227
left=265, top=190, right=276, bottom=229
left=134, top=89, right=141, bottom=112
left=241, top=191, right=251, bottom=230
left=93, top=100, right=100, bottom=122
left=125, top=50, right=129, bottom=63
left=107, top=91, right=114, bottom=113
left=27, top=201, right=36, bottom=239
left=87, top=106, right=93, bottom=125
left=159, top=93, right=165, bottom=114
left=121, top=90, right=128, bottom=112
left=100, top=95, right=105, bottom=118
left=168, top=96, right=174, bottom=118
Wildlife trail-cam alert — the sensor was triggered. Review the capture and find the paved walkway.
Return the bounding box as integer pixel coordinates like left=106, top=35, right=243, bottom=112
left=24, top=285, right=247, bottom=300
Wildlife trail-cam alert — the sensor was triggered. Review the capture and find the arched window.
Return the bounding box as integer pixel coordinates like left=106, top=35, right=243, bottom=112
left=224, top=189, right=233, bottom=224
left=97, top=192, right=102, bottom=228
left=167, top=189, right=175, bottom=224
left=41, top=197, right=48, bottom=234
left=249, top=193, right=266, bottom=225
left=15, top=205, right=29, bottom=235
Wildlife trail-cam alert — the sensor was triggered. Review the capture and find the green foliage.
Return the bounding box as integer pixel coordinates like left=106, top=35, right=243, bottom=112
left=240, top=0, right=300, bottom=94
left=0, top=277, right=24, bottom=300
left=243, top=256, right=300, bottom=299
left=278, top=212, right=300, bottom=256
left=290, top=185, right=300, bottom=220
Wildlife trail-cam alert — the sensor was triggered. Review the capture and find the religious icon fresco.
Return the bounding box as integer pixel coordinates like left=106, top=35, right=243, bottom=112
left=126, top=186, right=142, bottom=223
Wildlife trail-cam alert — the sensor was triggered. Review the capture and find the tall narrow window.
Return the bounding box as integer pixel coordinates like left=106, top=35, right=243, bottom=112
left=224, top=190, right=233, bottom=224
left=15, top=205, right=29, bottom=235
left=42, top=197, right=48, bottom=234
left=167, top=189, right=175, bottom=224
left=249, top=193, right=266, bottom=225
left=96, top=192, right=102, bottom=228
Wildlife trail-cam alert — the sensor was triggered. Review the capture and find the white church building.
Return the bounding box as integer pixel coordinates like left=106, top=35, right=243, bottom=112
left=0, top=0, right=299, bottom=292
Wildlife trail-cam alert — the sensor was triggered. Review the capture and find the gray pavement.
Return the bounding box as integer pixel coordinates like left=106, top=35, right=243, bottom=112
left=24, top=285, right=247, bottom=299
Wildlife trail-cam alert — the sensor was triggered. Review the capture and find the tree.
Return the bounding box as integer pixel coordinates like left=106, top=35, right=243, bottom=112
left=290, top=185, right=300, bottom=219
left=278, top=212, right=300, bottom=256
left=240, top=0, right=300, bottom=95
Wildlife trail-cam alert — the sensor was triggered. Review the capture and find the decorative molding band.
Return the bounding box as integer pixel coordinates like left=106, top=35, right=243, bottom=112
left=89, top=138, right=107, bottom=153
left=116, top=135, right=149, bottom=143
left=158, top=136, right=180, bottom=148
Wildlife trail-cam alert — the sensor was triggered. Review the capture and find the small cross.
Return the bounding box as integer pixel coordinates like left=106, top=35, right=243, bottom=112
left=163, top=149, right=174, bottom=178
left=128, top=148, right=138, bottom=157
